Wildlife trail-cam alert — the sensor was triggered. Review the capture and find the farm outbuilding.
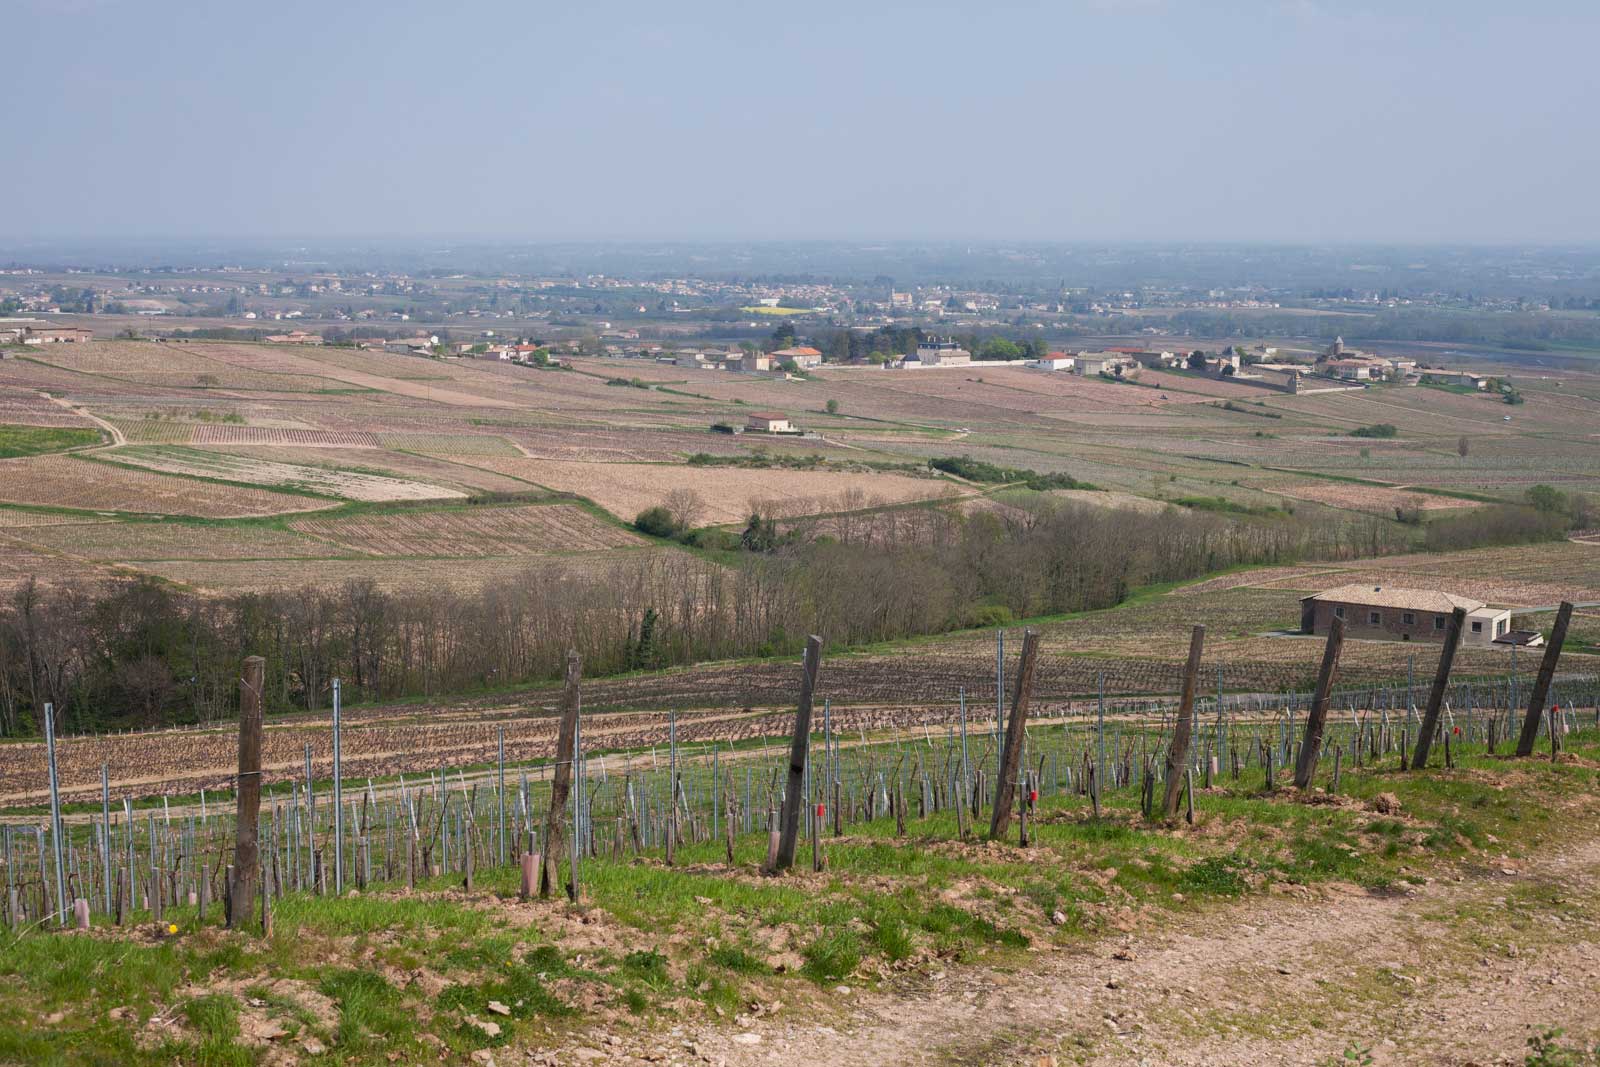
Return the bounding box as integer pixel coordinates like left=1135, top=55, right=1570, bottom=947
left=1299, top=584, right=1512, bottom=645
left=745, top=412, right=793, bottom=433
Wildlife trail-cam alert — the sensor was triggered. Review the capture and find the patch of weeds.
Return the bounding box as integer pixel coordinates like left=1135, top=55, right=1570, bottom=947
left=318, top=968, right=412, bottom=1052
left=870, top=916, right=914, bottom=961
left=1524, top=1028, right=1600, bottom=1066
left=1178, top=855, right=1248, bottom=897
left=707, top=945, right=771, bottom=975
left=182, top=994, right=240, bottom=1043
left=801, top=929, right=862, bottom=983
left=183, top=994, right=253, bottom=1067
left=1319, top=1040, right=1374, bottom=1066
left=440, top=932, right=520, bottom=971
left=437, top=961, right=577, bottom=1025
left=1422, top=814, right=1484, bottom=851
left=621, top=949, right=671, bottom=990
left=685, top=963, right=742, bottom=1016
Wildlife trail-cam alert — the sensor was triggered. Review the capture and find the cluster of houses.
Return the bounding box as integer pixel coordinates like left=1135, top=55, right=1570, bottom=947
left=1023, top=347, right=1196, bottom=379
left=1317, top=337, right=1418, bottom=381
left=263, top=330, right=324, bottom=345
left=670, top=345, right=824, bottom=374
left=0, top=319, right=93, bottom=346
left=1314, top=338, right=1495, bottom=390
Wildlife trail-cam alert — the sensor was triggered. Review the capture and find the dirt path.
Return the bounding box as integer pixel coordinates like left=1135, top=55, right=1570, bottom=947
left=653, top=839, right=1600, bottom=1067
left=42, top=391, right=125, bottom=446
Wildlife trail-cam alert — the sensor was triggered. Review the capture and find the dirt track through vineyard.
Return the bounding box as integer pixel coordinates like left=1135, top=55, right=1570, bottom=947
left=654, top=835, right=1600, bottom=1067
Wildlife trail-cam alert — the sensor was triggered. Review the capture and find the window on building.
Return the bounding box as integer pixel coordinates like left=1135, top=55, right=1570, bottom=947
left=1369, top=611, right=1381, bottom=625
left=1333, top=606, right=1344, bottom=620
left=1402, top=612, right=1416, bottom=625
left=1471, top=620, right=1483, bottom=633
left=1497, top=619, right=1507, bottom=636
left=1434, top=616, right=1445, bottom=630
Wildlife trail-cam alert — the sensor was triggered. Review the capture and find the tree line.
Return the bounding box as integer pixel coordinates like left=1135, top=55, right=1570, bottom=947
left=0, top=497, right=1424, bottom=739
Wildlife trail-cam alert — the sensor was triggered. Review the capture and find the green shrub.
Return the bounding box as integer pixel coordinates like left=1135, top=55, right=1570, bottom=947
left=634, top=506, right=682, bottom=539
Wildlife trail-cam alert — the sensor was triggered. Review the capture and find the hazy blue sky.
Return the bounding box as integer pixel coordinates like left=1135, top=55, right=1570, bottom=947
left=6, top=0, right=1598, bottom=243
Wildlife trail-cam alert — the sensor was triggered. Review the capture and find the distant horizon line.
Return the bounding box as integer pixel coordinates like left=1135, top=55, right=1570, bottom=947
left=4, top=236, right=1600, bottom=251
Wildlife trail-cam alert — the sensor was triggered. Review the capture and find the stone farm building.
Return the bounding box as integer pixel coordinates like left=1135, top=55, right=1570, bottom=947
left=745, top=411, right=794, bottom=433
left=16, top=326, right=94, bottom=344
left=770, top=346, right=824, bottom=369
left=1299, top=584, right=1512, bottom=646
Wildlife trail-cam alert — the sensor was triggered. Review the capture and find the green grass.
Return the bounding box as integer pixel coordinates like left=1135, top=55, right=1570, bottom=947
left=0, top=425, right=103, bottom=458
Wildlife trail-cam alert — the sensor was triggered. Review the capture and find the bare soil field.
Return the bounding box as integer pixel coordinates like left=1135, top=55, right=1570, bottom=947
left=107, top=446, right=466, bottom=502
left=0, top=454, right=334, bottom=518
left=189, top=342, right=525, bottom=408
left=459, top=457, right=969, bottom=523
left=288, top=503, right=644, bottom=556
left=1246, top=540, right=1600, bottom=605
left=1135, top=367, right=1291, bottom=399
left=24, top=340, right=345, bottom=392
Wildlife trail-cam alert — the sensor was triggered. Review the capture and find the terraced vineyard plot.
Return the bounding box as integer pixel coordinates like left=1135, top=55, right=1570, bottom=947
left=141, top=548, right=659, bottom=593
left=0, top=509, right=114, bottom=529
left=0, top=535, right=119, bottom=589
left=0, top=388, right=97, bottom=428
left=16, top=520, right=335, bottom=562
left=376, top=432, right=521, bottom=455
left=191, top=424, right=381, bottom=447
left=289, top=503, right=644, bottom=556
left=0, top=454, right=333, bottom=517
left=109, top=418, right=198, bottom=443
left=200, top=444, right=539, bottom=495
left=108, top=445, right=466, bottom=501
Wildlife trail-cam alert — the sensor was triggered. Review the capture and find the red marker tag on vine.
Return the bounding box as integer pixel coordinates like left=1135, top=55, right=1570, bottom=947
left=1029, top=790, right=1038, bottom=804
left=816, top=803, right=825, bottom=818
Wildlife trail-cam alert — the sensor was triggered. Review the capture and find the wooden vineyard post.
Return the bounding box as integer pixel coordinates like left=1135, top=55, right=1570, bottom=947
left=1293, top=617, right=1346, bottom=790
left=1516, top=601, right=1573, bottom=757
left=1161, top=627, right=1206, bottom=820
left=989, top=631, right=1040, bottom=840
left=540, top=651, right=582, bottom=900
left=230, top=655, right=265, bottom=932
left=772, top=636, right=824, bottom=873
left=1409, top=608, right=1466, bottom=770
